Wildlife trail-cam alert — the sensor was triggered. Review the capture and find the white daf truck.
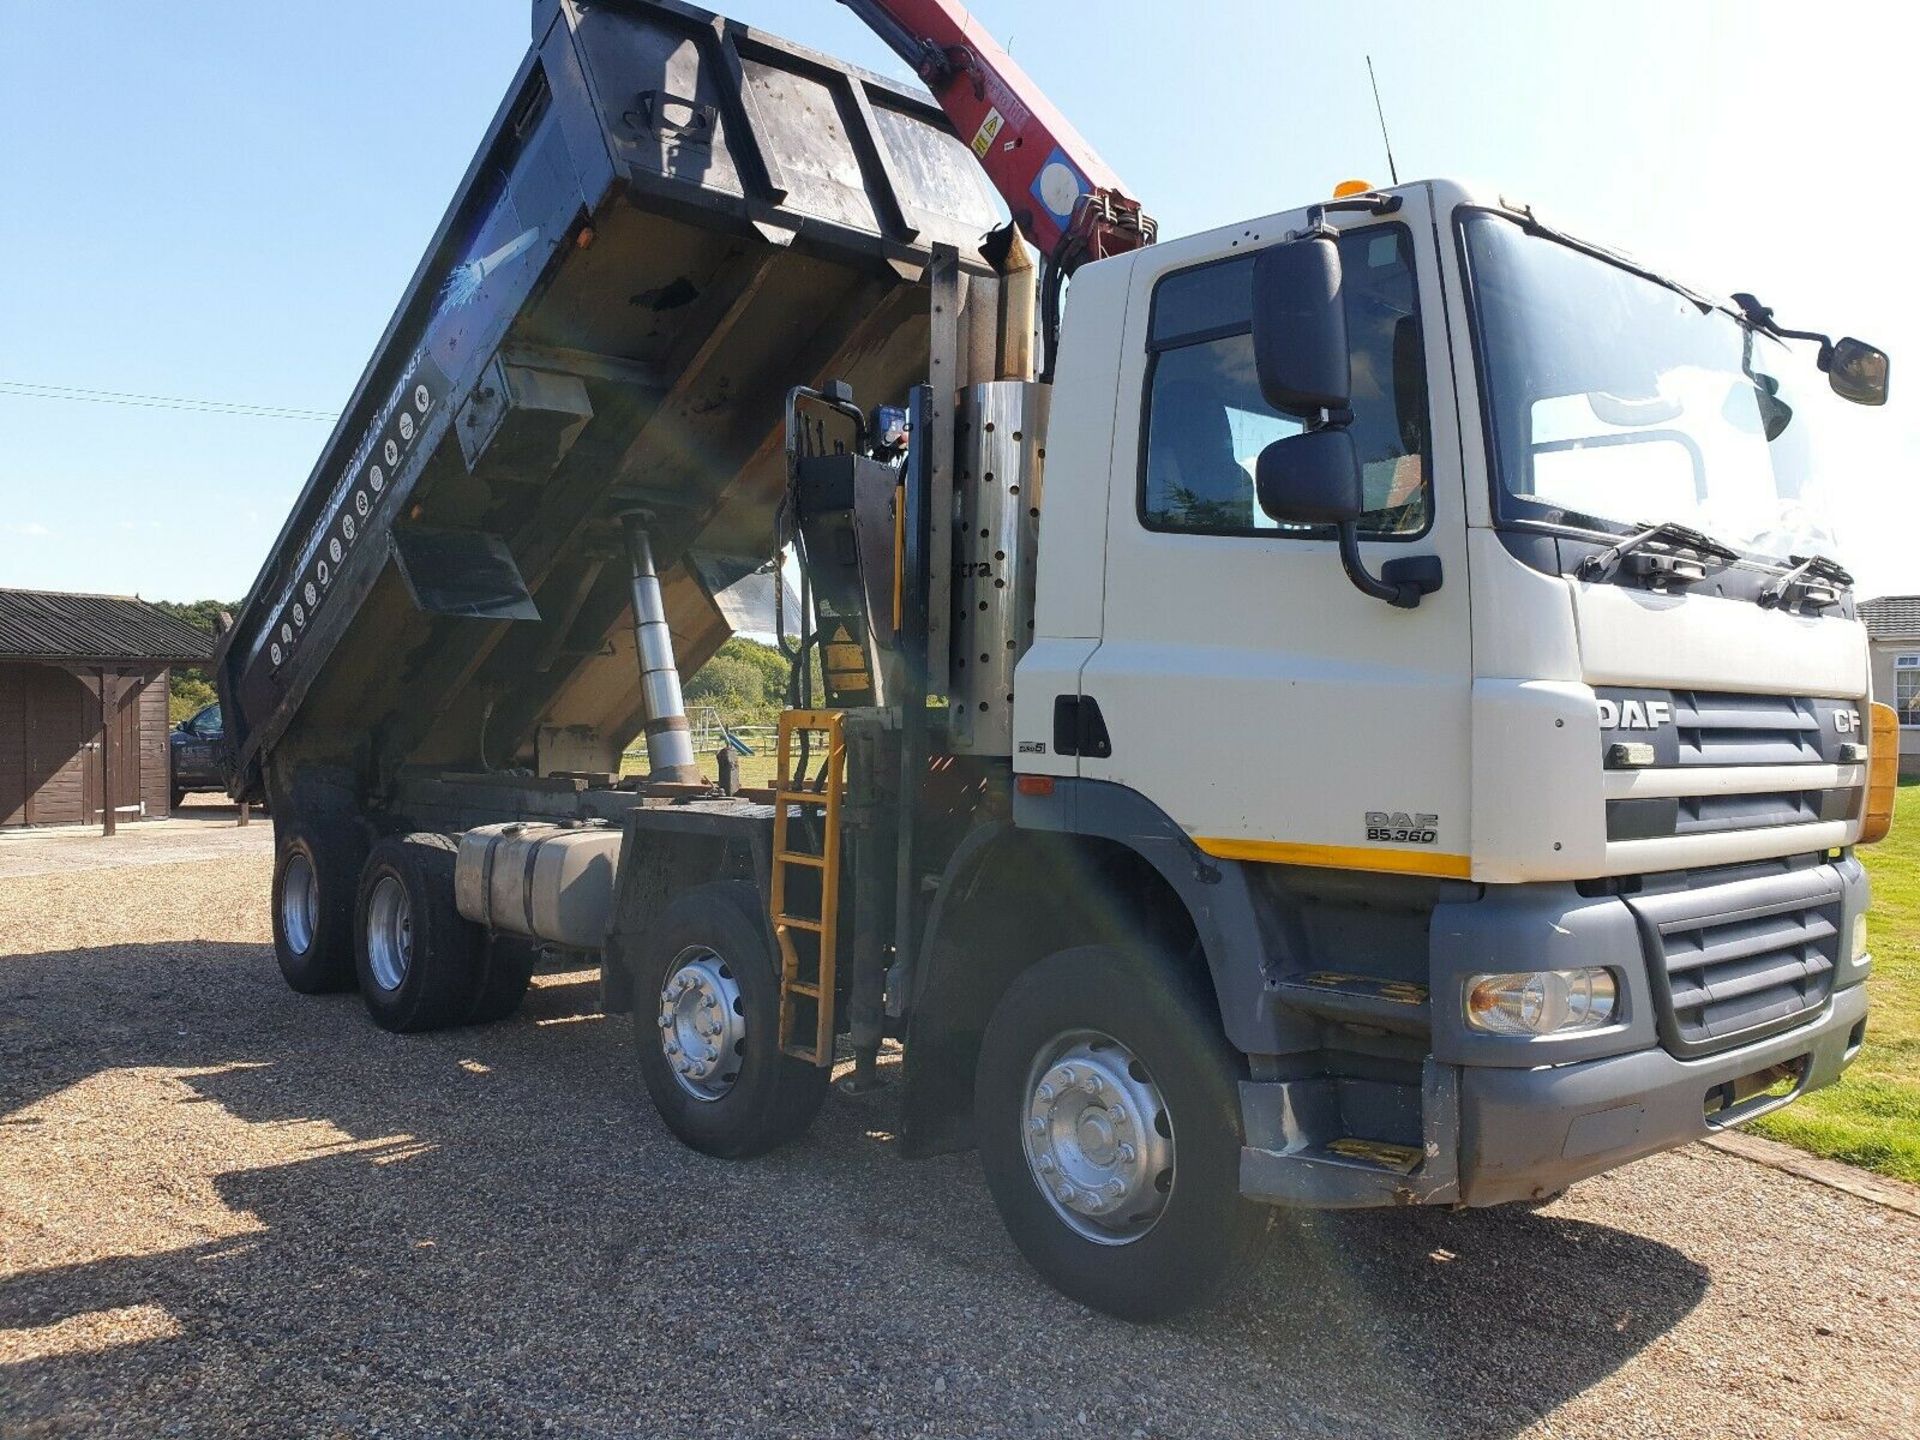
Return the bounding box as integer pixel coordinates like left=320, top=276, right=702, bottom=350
left=217, top=0, right=1898, bottom=1318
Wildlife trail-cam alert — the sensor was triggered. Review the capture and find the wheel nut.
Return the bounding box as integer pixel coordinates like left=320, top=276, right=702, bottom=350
left=1055, top=1181, right=1078, bottom=1204
left=1105, top=1178, right=1127, bottom=1198
left=1028, top=1116, right=1046, bottom=1136
left=1117, top=1142, right=1136, bottom=1164
left=1108, top=1104, right=1127, bottom=1127
left=1056, top=1065, right=1077, bottom=1087
left=1085, top=1074, right=1104, bottom=1096
left=657, top=1013, right=673, bottom=1029
left=1035, top=1083, right=1056, bottom=1103
left=665, top=1042, right=680, bottom=1056
left=1034, top=1154, right=1055, bottom=1173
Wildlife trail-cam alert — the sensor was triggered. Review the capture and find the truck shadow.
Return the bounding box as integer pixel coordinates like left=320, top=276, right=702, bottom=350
left=1, top=939, right=1708, bottom=1438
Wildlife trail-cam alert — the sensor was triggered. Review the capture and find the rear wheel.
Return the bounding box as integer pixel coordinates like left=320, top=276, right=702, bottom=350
left=467, top=934, right=539, bottom=1024
left=271, top=813, right=365, bottom=994
left=974, top=945, right=1268, bottom=1320
left=631, top=880, right=828, bottom=1158
left=354, top=833, right=482, bottom=1033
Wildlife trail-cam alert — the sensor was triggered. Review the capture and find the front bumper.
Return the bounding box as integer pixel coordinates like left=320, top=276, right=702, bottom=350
left=1454, top=979, right=1866, bottom=1205
left=1239, top=853, right=1870, bottom=1209
left=1239, top=984, right=1866, bottom=1208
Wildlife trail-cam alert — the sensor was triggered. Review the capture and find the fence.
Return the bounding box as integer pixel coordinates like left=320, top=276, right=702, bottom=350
left=620, top=707, right=778, bottom=778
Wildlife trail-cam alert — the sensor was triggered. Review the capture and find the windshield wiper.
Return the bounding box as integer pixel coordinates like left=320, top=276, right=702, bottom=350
left=1578, top=520, right=1739, bottom=585
left=1511, top=204, right=1716, bottom=314
left=1759, top=552, right=1853, bottom=611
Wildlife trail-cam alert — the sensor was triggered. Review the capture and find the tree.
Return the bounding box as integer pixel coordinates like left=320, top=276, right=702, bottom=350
left=167, top=676, right=218, bottom=726
left=150, top=600, right=238, bottom=725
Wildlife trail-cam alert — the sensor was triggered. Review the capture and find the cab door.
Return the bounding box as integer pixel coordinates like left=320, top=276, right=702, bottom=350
left=1075, top=189, right=1474, bottom=877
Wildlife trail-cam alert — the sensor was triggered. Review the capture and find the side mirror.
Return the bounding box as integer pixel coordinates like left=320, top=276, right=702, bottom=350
left=1255, top=427, right=1364, bottom=525
left=1253, top=235, right=1351, bottom=416
left=1255, top=429, right=1439, bottom=609
left=1827, top=337, right=1889, bottom=406
left=1250, top=235, right=1439, bottom=610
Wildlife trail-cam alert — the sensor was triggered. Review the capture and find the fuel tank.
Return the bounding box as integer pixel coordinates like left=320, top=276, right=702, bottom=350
left=454, top=820, right=625, bottom=952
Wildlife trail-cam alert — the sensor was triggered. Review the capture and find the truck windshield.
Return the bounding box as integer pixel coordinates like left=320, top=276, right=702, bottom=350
left=1461, top=209, right=1845, bottom=566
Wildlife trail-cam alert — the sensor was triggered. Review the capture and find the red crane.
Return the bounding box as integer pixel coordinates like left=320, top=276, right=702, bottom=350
left=838, top=0, right=1155, bottom=273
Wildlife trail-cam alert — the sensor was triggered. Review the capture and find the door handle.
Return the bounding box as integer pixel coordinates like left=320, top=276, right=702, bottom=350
left=1051, top=696, right=1112, bottom=758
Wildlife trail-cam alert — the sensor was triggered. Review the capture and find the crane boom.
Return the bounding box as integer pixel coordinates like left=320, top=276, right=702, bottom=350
left=838, top=0, right=1154, bottom=271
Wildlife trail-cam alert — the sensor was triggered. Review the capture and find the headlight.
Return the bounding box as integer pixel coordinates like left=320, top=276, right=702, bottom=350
left=1466, top=968, right=1618, bottom=1036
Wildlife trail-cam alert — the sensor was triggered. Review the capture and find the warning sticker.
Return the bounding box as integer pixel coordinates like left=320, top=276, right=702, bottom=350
left=970, top=107, right=1005, bottom=158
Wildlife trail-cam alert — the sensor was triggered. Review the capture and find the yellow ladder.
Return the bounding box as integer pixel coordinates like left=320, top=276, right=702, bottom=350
left=771, top=709, right=845, bottom=1066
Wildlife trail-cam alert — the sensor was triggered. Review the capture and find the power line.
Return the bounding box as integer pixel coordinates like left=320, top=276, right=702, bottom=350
left=0, top=379, right=339, bottom=422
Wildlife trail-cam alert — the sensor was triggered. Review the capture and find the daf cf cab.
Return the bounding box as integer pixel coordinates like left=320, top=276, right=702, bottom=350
left=1012, top=176, right=1892, bottom=1234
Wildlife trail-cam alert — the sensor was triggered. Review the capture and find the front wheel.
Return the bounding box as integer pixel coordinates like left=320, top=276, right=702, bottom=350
left=974, top=945, right=1268, bottom=1320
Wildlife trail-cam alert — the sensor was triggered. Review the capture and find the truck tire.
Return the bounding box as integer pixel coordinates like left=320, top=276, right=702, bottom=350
left=271, top=813, right=366, bottom=994
left=631, top=880, right=828, bottom=1159
left=354, top=833, right=483, bottom=1033
left=467, top=934, right=539, bottom=1025
left=973, top=944, right=1269, bottom=1319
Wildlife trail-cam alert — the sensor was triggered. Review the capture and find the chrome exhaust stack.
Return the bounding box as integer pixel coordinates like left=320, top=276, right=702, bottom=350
left=620, top=513, right=700, bottom=784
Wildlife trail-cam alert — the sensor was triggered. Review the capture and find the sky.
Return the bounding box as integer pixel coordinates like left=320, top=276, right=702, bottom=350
left=2, top=0, right=1915, bottom=601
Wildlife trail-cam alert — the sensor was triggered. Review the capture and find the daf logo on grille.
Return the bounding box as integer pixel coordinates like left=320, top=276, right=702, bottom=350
left=1598, top=698, right=1672, bottom=729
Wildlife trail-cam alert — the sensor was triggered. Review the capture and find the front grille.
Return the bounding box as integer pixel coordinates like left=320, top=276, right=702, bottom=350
left=1598, top=688, right=1864, bottom=842
left=1597, top=687, right=1858, bottom=769
left=1672, top=690, right=1827, bottom=766
left=1625, top=860, right=1843, bottom=1058
left=1607, top=787, right=1859, bottom=841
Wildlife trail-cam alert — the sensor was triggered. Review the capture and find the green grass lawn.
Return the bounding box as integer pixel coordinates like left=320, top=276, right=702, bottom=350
left=1752, top=778, right=1920, bottom=1184
left=620, top=741, right=781, bottom=790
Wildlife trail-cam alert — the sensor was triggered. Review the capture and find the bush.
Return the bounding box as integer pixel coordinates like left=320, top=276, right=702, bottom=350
left=684, top=638, right=789, bottom=725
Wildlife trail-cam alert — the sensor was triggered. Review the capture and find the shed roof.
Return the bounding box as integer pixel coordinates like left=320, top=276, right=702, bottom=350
left=0, top=588, right=215, bottom=665
left=1860, top=595, right=1920, bottom=641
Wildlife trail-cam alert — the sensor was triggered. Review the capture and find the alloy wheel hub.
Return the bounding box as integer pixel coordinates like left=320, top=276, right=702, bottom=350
left=658, top=946, right=746, bottom=1101
left=1022, top=1032, right=1174, bottom=1244
left=365, top=873, right=413, bottom=992
left=281, top=853, right=318, bottom=955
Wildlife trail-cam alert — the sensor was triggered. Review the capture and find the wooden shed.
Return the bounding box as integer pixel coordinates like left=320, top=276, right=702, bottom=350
left=0, top=589, right=214, bottom=831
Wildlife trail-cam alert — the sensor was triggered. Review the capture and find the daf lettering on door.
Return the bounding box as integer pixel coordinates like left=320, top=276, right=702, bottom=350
left=1365, top=811, right=1440, bottom=844
left=1597, top=698, right=1672, bottom=729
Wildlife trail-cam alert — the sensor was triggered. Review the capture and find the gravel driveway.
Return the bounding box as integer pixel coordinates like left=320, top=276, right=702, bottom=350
left=2, top=844, right=1916, bottom=1439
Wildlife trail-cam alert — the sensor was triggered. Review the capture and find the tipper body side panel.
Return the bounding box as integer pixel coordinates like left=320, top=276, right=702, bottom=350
left=216, top=0, right=1001, bottom=797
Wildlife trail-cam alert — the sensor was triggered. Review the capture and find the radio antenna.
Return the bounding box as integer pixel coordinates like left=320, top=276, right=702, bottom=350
left=1366, top=55, right=1400, bottom=186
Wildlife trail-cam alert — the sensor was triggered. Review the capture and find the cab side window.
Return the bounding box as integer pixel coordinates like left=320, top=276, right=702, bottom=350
left=1141, top=225, right=1431, bottom=538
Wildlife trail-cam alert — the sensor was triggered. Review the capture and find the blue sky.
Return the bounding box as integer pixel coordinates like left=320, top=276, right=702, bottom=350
left=2, top=1, right=1914, bottom=600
